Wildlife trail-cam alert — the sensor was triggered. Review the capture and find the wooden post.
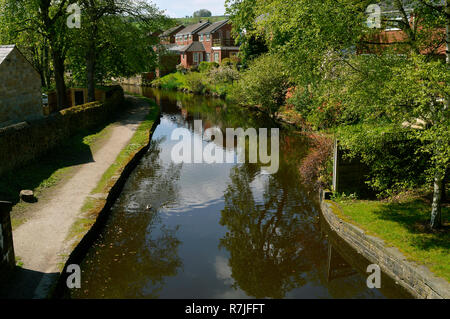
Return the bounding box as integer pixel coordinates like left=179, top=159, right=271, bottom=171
left=0, top=201, right=15, bottom=277
left=332, top=139, right=339, bottom=193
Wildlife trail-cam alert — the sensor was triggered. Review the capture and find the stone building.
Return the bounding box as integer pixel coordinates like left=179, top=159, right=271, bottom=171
left=0, top=45, right=43, bottom=128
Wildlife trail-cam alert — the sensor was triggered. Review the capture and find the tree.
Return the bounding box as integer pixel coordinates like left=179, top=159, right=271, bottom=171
left=1, top=0, right=76, bottom=108
left=232, top=53, right=290, bottom=117
left=225, top=0, right=268, bottom=65
left=75, top=0, right=169, bottom=102
left=193, top=9, right=212, bottom=17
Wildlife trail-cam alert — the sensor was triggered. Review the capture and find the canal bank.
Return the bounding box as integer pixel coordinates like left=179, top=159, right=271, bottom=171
left=0, top=96, right=159, bottom=299
left=319, top=190, right=450, bottom=299
left=67, top=88, right=410, bottom=299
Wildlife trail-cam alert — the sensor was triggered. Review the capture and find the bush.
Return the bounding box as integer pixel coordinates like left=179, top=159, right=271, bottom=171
left=337, top=124, right=431, bottom=197
left=185, top=72, right=206, bottom=94
left=176, top=64, right=187, bottom=74
left=208, top=65, right=240, bottom=85
left=199, top=61, right=219, bottom=73
left=152, top=72, right=186, bottom=90
left=232, top=53, right=290, bottom=116
left=299, top=134, right=334, bottom=189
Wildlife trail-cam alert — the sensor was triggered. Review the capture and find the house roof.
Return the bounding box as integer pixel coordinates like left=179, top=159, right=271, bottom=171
left=0, top=45, right=15, bottom=65
left=184, top=42, right=205, bottom=52
left=168, top=42, right=206, bottom=53
left=199, top=19, right=229, bottom=35
left=176, top=21, right=210, bottom=36
left=160, top=25, right=185, bottom=37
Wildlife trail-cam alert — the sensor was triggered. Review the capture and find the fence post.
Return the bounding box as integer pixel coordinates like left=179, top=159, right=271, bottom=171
left=0, top=201, right=15, bottom=280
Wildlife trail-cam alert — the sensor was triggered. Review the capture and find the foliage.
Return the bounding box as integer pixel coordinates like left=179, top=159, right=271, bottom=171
left=232, top=53, right=291, bottom=116
left=193, top=9, right=212, bottom=17
left=299, top=134, right=333, bottom=189
left=152, top=72, right=187, bottom=90
left=198, top=61, right=219, bottom=73
left=184, top=72, right=206, bottom=94
left=207, top=65, right=240, bottom=85
left=337, top=124, right=432, bottom=197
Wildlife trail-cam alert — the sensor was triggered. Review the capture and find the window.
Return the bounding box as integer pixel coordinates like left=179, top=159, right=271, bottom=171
left=214, top=52, right=219, bottom=62
left=189, top=35, right=192, bottom=40
left=184, top=35, right=188, bottom=40
left=193, top=52, right=199, bottom=63
left=206, top=34, right=210, bottom=41
left=206, top=53, right=210, bottom=62
left=230, top=52, right=238, bottom=58
left=226, top=31, right=231, bottom=39
left=200, top=35, right=203, bottom=41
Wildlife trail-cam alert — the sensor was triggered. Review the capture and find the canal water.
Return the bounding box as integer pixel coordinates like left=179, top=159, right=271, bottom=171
left=71, top=87, right=411, bottom=299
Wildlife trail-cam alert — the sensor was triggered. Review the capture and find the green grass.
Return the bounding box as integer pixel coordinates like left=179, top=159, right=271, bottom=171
left=90, top=98, right=159, bottom=194
left=152, top=72, right=187, bottom=90
left=67, top=96, right=159, bottom=244
left=335, top=196, right=450, bottom=282
left=0, top=123, right=114, bottom=205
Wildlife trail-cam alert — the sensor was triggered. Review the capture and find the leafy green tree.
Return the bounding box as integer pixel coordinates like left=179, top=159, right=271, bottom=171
left=1, top=0, right=77, bottom=107
left=232, top=53, right=290, bottom=117
left=72, top=0, right=169, bottom=101
left=193, top=9, right=212, bottom=17
left=225, top=0, right=268, bottom=65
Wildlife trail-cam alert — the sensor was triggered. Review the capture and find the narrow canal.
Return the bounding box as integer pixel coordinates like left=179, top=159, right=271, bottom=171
left=71, top=88, right=411, bottom=299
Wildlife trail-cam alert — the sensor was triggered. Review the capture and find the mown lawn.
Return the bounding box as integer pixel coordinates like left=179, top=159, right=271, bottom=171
left=335, top=196, right=450, bottom=282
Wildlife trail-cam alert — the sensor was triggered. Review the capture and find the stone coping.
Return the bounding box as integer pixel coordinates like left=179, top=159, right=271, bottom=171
left=319, top=189, right=450, bottom=299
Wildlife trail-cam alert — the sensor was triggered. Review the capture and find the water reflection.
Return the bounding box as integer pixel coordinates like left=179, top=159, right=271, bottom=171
left=71, top=87, right=410, bottom=299
left=73, top=141, right=183, bottom=298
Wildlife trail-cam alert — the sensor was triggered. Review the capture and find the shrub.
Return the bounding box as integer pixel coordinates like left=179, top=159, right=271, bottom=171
left=185, top=72, right=206, bottom=94
left=233, top=53, right=290, bottom=116
left=152, top=72, right=186, bottom=90
left=299, top=134, right=334, bottom=189
left=199, top=61, right=219, bottom=73
left=208, top=65, right=240, bottom=85
left=176, top=64, right=187, bottom=74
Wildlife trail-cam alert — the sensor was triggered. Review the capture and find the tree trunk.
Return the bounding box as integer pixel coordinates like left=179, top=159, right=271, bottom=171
left=86, top=45, right=96, bottom=102
left=52, top=50, right=69, bottom=109
left=430, top=171, right=443, bottom=229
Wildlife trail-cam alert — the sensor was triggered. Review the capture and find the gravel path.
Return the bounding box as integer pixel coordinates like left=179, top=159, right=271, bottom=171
left=1, top=96, right=149, bottom=298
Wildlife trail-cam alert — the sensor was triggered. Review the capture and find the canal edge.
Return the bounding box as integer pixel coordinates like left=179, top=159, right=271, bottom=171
left=319, top=189, right=450, bottom=299
left=51, top=99, right=161, bottom=299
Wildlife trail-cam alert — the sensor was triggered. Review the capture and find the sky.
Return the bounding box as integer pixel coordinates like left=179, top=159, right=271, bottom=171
left=152, top=0, right=226, bottom=18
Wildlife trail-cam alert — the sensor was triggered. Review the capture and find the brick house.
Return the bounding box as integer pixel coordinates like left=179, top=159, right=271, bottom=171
left=160, top=25, right=186, bottom=45
left=0, top=45, right=42, bottom=128
left=161, top=19, right=241, bottom=69
left=358, top=3, right=446, bottom=59
left=198, top=19, right=240, bottom=63
left=156, top=25, right=186, bottom=76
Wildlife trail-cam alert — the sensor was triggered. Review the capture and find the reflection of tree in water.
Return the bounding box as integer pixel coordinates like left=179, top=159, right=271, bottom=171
left=73, top=140, right=183, bottom=299
left=219, top=162, right=326, bottom=299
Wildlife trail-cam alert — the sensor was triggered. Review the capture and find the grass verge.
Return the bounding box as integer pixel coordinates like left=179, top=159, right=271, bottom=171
left=334, top=194, right=450, bottom=282
left=66, top=96, right=159, bottom=243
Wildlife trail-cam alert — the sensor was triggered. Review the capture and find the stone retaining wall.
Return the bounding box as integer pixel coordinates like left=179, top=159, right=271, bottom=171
left=0, top=201, right=15, bottom=281
left=319, top=189, right=450, bottom=299
left=0, top=86, right=124, bottom=177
